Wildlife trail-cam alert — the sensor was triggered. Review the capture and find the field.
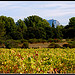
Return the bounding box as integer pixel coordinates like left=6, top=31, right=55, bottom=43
left=29, top=42, right=68, bottom=48
left=0, top=48, right=75, bottom=74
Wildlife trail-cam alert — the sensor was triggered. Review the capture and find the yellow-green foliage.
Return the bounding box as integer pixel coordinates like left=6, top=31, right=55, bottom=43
left=0, top=48, right=75, bottom=74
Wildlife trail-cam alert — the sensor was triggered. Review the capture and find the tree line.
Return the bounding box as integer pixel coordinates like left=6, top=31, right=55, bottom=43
left=0, top=15, right=75, bottom=41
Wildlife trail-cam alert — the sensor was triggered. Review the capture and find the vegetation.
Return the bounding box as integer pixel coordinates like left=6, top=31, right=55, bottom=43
left=48, top=42, right=61, bottom=48
left=0, top=15, right=75, bottom=74
left=0, top=48, right=75, bottom=73
left=0, top=15, right=75, bottom=41
left=63, top=41, right=75, bottom=48
left=21, top=42, right=29, bottom=48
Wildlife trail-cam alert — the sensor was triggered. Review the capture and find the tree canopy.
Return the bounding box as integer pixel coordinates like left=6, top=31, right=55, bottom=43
left=0, top=15, right=75, bottom=40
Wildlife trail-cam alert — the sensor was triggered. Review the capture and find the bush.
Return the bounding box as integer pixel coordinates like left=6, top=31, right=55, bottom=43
left=47, top=38, right=54, bottom=42
left=37, top=39, right=47, bottom=43
left=66, top=39, right=72, bottom=41
left=63, top=43, right=75, bottom=48
left=63, top=44, right=70, bottom=48
left=21, top=42, right=29, bottom=48
left=28, top=39, right=35, bottom=43
left=0, top=40, right=5, bottom=48
left=71, top=38, right=75, bottom=41
left=48, top=43, right=61, bottom=48
left=41, top=39, right=47, bottom=43
left=63, top=41, right=75, bottom=48
left=5, top=42, right=11, bottom=49
left=4, top=40, right=20, bottom=49
left=0, top=40, right=4, bottom=45
left=69, top=44, right=75, bottom=48
left=55, top=44, right=61, bottom=48
left=37, top=39, right=43, bottom=43
left=28, top=39, right=47, bottom=43
left=48, top=38, right=61, bottom=43
left=21, top=39, right=28, bottom=43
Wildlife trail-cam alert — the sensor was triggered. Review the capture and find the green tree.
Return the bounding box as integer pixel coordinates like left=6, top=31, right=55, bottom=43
left=56, top=25, right=63, bottom=39
left=0, top=16, right=17, bottom=39
left=63, top=17, right=75, bottom=39
left=51, top=27, right=57, bottom=39
left=45, top=26, right=54, bottom=39
left=24, top=15, right=50, bottom=39
left=26, top=27, right=35, bottom=39
left=16, top=19, right=27, bottom=39
left=24, top=15, right=50, bottom=29
left=69, top=17, right=75, bottom=26
left=35, top=27, right=46, bottom=39
left=26, top=27, right=46, bottom=39
left=0, top=21, right=5, bottom=39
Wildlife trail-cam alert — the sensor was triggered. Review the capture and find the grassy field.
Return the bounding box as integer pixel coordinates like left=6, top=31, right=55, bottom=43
left=0, top=48, right=75, bottom=74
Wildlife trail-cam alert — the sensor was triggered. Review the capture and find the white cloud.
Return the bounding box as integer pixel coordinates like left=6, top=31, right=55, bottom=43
left=0, top=1, right=75, bottom=25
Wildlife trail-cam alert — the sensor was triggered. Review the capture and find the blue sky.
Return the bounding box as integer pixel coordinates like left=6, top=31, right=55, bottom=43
left=0, top=1, right=75, bottom=26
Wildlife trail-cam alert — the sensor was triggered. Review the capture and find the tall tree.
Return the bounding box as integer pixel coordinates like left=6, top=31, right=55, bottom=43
left=24, top=15, right=50, bottom=28
left=6, top=17, right=17, bottom=39
left=69, top=17, right=75, bottom=27
left=56, top=25, right=63, bottom=39
left=0, top=20, right=5, bottom=39
left=0, top=16, right=17, bottom=39
left=63, top=17, right=75, bottom=39
left=16, top=19, right=27, bottom=39
left=45, top=26, right=54, bottom=39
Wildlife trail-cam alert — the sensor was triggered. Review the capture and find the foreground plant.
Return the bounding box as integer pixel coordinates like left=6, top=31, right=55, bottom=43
left=0, top=48, right=75, bottom=74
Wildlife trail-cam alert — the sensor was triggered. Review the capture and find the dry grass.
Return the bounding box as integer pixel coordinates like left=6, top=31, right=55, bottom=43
left=29, top=42, right=68, bottom=48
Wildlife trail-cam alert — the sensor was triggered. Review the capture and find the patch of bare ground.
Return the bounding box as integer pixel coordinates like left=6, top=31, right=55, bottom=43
left=29, top=42, right=68, bottom=48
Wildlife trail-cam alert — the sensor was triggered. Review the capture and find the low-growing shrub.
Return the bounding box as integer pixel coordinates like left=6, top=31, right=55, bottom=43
left=63, top=43, right=75, bottom=48
left=48, top=38, right=61, bottom=43
left=21, top=42, right=29, bottom=48
left=71, top=38, right=75, bottom=41
left=63, top=44, right=70, bottom=48
left=4, top=40, right=20, bottom=49
left=28, top=39, right=47, bottom=43
left=0, top=40, right=5, bottom=45
left=69, top=44, right=75, bottom=48
left=63, top=41, right=75, bottom=48
left=48, top=38, right=54, bottom=42
left=21, top=39, right=28, bottom=43
left=38, top=39, right=47, bottom=43
left=48, top=43, right=61, bottom=48
left=37, top=39, right=43, bottom=43
left=28, top=39, right=35, bottom=43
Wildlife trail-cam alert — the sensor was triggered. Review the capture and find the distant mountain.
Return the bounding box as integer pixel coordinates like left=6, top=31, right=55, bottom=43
left=47, top=19, right=60, bottom=28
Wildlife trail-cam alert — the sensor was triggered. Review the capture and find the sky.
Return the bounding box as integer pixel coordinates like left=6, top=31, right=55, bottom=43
left=0, top=1, right=75, bottom=26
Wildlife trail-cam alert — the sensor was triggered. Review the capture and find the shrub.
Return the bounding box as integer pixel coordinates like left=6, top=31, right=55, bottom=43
left=21, top=42, right=29, bottom=48
left=64, top=41, right=75, bottom=48
left=48, top=43, right=61, bottom=48
left=69, top=44, right=75, bottom=48
left=4, top=40, right=20, bottom=49
left=21, top=39, right=28, bottom=43
left=0, top=40, right=5, bottom=48
left=38, top=39, right=47, bottom=43
left=48, top=38, right=54, bottom=42
left=28, top=39, right=47, bottom=43
left=5, top=43, right=11, bottom=49
left=48, top=38, right=61, bottom=43
left=41, top=39, right=47, bottom=43
left=55, top=44, right=61, bottom=48
left=28, top=39, right=35, bottom=43
left=37, top=39, right=43, bottom=43
left=63, top=44, right=70, bottom=48
left=0, top=40, right=4, bottom=45
left=71, top=38, right=75, bottom=41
